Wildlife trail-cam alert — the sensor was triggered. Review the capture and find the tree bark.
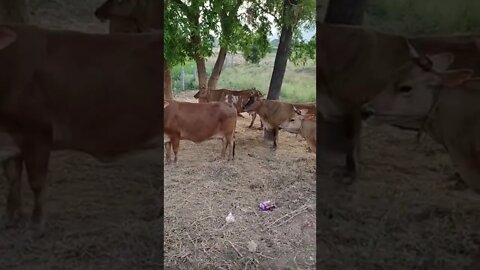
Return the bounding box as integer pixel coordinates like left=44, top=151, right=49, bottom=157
left=195, top=57, right=208, bottom=102
left=266, top=24, right=294, bottom=100
left=164, top=64, right=173, bottom=100
left=0, top=0, right=28, bottom=23
left=324, top=0, right=368, bottom=25
left=207, top=47, right=227, bottom=90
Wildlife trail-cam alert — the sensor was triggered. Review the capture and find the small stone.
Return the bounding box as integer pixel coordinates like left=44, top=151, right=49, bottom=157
left=226, top=212, right=235, bottom=223
left=247, top=240, right=257, bottom=252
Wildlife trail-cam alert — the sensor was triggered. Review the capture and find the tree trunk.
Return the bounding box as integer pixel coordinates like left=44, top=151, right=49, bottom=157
left=207, top=47, right=227, bottom=90
left=0, top=0, right=28, bottom=23
left=195, top=56, right=208, bottom=102
left=324, top=0, right=368, bottom=25
left=164, top=64, right=173, bottom=100
left=266, top=24, right=294, bottom=100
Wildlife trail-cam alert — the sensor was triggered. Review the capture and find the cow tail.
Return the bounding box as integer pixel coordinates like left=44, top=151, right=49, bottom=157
left=233, top=140, right=236, bottom=159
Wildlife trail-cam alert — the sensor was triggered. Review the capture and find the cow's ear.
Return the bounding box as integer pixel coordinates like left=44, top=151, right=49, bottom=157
left=0, top=27, right=16, bottom=50
left=428, top=53, right=455, bottom=72
left=304, top=114, right=316, bottom=121
left=439, top=69, right=474, bottom=87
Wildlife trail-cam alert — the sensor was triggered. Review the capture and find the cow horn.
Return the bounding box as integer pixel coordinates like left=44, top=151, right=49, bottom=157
left=406, top=38, right=420, bottom=59
left=293, top=106, right=302, bottom=115
left=406, top=38, right=433, bottom=71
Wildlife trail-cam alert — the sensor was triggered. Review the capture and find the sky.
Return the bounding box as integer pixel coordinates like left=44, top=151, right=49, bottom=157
left=268, top=24, right=316, bottom=40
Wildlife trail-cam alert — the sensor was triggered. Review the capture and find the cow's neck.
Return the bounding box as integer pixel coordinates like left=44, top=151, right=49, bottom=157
left=422, top=89, right=448, bottom=146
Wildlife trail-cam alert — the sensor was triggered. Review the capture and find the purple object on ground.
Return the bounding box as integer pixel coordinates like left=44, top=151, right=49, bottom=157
left=259, top=200, right=276, bottom=211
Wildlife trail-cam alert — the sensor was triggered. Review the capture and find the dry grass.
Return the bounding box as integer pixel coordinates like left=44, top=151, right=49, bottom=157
left=164, top=91, right=317, bottom=269
left=317, top=125, right=480, bottom=269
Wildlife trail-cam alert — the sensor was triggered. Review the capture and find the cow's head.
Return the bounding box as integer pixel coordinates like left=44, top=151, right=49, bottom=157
left=193, top=85, right=208, bottom=99
left=250, top=88, right=264, bottom=98
left=279, top=106, right=304, bottom=134
left=279, top=106, right=316, bottom=134
left=242, top=95, right=262, bottom=112
left=362, top=53, right=474, bottom=130
left=0, top=27, right=17, bottom=50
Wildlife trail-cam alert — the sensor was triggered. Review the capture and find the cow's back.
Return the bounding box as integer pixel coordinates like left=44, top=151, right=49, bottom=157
left=164, top=101, right=237, bottom=142
left=208, top=89, right=258, bottom=113
left=258, top=100, right=294, bottom=126
left=292, top=103, right=316, bottom=114
left=0, top=25, right=164, bottom=157
left=317, top=23, right=412, bottom=112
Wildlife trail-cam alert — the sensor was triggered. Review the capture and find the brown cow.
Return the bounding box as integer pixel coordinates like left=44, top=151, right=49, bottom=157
left=193, top=86, right=264, bottom=129
left=0, top=24, right=164, bottom=229
left=164, top=100, right=237, bottom=163
left=363, top=53, right=480, bottom=193
left=243, top=97, right=315, bottom=149
left=316, top=22, right=480, bottom=183
left=279, top=109, right=317, bottom=153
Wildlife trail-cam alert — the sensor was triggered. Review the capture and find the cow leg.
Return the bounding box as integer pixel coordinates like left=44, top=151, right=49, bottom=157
left=248, top=113, right=256, bottom=128
left=272, top=128, right=278, bottom=150
left=343, top=115, right=362, bottom=184
left=171, top=137, right=180, bottom=163
left=4, top=155, right=24, bottom=228
left=164, top=142, right=173, bottom=164
left=23, top=137, right=51, bottom=230
left=329, top=114, right=361, bottom=184
left=221, top=136, right=228, bottom=159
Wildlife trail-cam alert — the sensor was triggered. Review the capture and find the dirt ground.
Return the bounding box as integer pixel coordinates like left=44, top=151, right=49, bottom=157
left=317, top=123, right=480, bottom=269
left=164, top=92, right=317, bottom=269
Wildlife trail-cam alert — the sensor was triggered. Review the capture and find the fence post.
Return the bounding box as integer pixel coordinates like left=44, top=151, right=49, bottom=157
left=181, top=66, right=185, bottom=91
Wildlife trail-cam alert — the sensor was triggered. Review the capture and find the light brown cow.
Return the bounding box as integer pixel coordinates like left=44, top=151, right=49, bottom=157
left=193, top=86, right=264, bottom=129
left=363, top=53, right=480, bottom=193
left=0, top=24, right=164, bottom=229
left=243, top=97, right=316, bottom=149
left=164, top=100, right=237, bottom=163
left=279, top=109, right=317, bottom=153
left=316, top=22, right=480, bottom=183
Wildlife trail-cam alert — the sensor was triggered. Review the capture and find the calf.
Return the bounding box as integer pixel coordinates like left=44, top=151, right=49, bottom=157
left=164, top=100, right=237, bottom=163
left=193, top=87, right=264, bottom=128
left=363, top=53, right=480, bottom=193
left=280, top=109, right=317, bottom=153
left=242, top=97, right=315, bottom=149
